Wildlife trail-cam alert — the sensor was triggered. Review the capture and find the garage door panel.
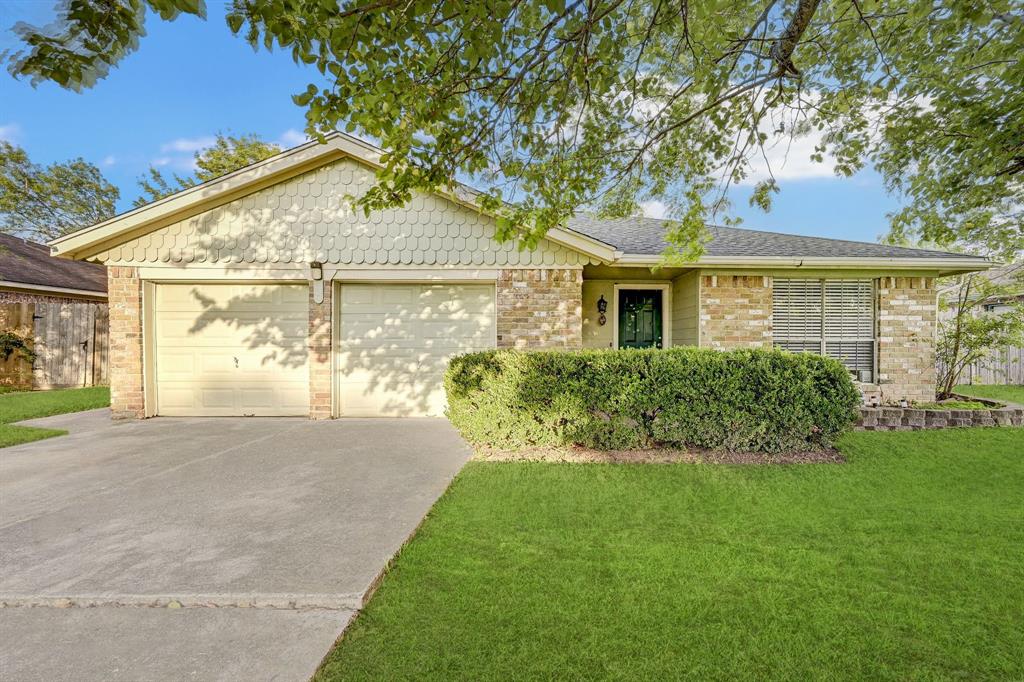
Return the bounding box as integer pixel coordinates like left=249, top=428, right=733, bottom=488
left=339, top=326, right=492, bottom=349
left=156, top=350, right=307, bottom=382
left=154, top=283, right=309, bottom=416
left=156, top=313, right=307, bottom=346
left=155, top=283, right=306, bottom=309
left=338, top=283, right=495, bottom=417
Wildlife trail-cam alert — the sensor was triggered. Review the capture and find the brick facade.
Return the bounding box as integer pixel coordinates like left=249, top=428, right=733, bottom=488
left=876, top=276, right=937, bottom=403
left=107, top=266, right=145, bottom=419
left=308, top=283, right=333, bottom=419
left=699, top=275, right=772, bottom=349
left=497, top=269, right=583, bottom=349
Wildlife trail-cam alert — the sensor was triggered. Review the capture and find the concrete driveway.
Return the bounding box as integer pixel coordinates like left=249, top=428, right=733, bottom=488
left=0, top=411, right=471, bottom=681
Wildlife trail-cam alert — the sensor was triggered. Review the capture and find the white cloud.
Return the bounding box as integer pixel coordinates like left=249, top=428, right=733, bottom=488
left=739, top=131, right=838, bottom=186
left=641, top=200, right=669, bottom=219
left=278, top=128, right=308, bottom=147
left=152, top=157, right=172, bottom=167
left=101, top=155, right=116, bottom=166
left=160, top=135, right=216, bottom=153
left=0, top=123, right=21, bottom=142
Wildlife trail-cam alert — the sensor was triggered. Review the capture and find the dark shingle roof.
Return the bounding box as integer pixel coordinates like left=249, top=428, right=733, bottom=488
left=567, top=214, right=973, bottom=260
left=0, top=233, right=107, bottom=294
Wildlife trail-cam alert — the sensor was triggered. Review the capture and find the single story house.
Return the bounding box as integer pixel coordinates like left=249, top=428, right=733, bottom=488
left=1, top=233, right=109, bottom=388
left=48, top=133, right=991, bottom=419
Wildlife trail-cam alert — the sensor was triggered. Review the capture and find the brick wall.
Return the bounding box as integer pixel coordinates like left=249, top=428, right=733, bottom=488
left=699, top=275, right=772, bottom=349
left=497, top=269, right=582, bottom=349
left=309, top=283, right=333, bottom=419
left=107, top=266, right=144, bottom=419
left=877, top=276, right=936, bottom=403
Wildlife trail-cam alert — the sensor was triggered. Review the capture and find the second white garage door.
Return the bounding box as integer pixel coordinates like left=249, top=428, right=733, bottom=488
left=337, top=283, right=496, bottom=417
left=153, top=283, right=309, bottom=416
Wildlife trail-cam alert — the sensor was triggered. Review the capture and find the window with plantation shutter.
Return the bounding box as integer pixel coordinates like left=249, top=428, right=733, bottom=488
left=773, top=279, right=875, bottom=380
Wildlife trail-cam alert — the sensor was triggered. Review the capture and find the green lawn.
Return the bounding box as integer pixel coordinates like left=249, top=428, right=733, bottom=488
left=0, top=386, right=110, bottom=448
left=955, top=384, right=1024, bottom=405
left=317, top=428, right=1024, bottom=681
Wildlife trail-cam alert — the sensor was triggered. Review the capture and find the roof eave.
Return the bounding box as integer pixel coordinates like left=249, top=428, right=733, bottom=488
left=48, top=136, right=359, bottom=260
left=48, top=132, right=618, bottom=264
left=0, top=281, right=107, bottom=299
left=611, top=253, right=993, bottom=275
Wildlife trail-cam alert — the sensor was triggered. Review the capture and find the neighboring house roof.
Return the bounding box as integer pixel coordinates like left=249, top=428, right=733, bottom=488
left=0, top=233, right=107, bottom=298
left=981, top=262, right=1024, bottom=291
left=48, top=131, right=991, bottom=275
left=938, top=261, right=1024, bottom=306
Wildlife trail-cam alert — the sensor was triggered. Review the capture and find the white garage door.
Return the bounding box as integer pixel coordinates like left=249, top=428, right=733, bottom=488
left=153, top=283, right=309, bottom=416
left=337, top=283, right=496, bottom=417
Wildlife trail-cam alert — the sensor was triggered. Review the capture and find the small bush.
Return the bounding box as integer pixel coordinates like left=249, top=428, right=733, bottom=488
left=444, top=347, right=860, bottom=453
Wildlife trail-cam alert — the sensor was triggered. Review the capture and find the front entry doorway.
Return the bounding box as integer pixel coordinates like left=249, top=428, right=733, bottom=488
left=617, top=289, right=663, bottom=349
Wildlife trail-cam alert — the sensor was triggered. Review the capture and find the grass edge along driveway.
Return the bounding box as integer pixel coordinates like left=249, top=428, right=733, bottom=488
left=0, top=386, right=109, bottom=448
left=316, top=427, right=1024, bottom=681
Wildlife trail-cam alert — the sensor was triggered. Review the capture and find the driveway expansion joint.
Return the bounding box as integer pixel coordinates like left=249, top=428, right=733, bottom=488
left=0, top=593, right=363, bottom=611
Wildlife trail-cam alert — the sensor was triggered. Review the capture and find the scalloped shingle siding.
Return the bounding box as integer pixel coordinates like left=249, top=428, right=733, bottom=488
left=96, top=159, right=594, bottom=267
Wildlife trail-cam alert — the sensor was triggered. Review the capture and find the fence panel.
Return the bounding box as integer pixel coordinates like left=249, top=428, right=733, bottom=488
left=31, top=300, right=109, bottom=389
left=961, top=346, right=1024, bottom=385
left=1, top=302, right=36, bottom=388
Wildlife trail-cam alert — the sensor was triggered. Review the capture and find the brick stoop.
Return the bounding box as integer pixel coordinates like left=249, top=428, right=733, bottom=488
left=856, top=405, right=1024, bottom=431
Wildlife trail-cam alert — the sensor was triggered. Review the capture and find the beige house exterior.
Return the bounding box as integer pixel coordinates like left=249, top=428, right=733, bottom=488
left=49, top=133, right=990, bottom=419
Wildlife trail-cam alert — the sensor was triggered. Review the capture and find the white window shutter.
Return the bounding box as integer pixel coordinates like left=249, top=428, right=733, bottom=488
left=773, top=278, right=875, bottom=379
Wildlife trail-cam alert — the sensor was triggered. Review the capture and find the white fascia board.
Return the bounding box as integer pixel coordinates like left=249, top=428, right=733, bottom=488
left=612, top=253, right=993, bottom=273
left=136, top=265, right=501, bottom=281
left=49, top=137, right=354, bottom=259
left=48, top=131, right=616, bottom=264
left=0, top=281, right=107, bottom=299
left=544, top=228, right=620, bottom=261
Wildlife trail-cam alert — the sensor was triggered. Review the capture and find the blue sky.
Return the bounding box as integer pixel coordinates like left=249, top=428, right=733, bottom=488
left=1, top=2, right=900, bottom=244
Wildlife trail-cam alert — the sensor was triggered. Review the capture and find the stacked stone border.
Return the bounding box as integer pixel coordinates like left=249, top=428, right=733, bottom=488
left=857, top=396, right=1024, bottom=431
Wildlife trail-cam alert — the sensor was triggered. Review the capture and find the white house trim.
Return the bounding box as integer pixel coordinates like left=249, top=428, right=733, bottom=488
left=0, top=281, right=107, bottom=299
left=611, top=282, right=672, bottom=349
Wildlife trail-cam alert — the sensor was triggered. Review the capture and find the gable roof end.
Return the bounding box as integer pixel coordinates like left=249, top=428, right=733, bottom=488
left=47, top=133, right=618, bottom=263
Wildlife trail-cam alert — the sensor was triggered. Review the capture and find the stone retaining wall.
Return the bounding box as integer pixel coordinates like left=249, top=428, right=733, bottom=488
left=857, top=405, right=1024, bottom=431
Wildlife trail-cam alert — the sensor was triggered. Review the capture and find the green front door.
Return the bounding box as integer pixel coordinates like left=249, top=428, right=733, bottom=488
left=618, top=290, right=663, bottom=348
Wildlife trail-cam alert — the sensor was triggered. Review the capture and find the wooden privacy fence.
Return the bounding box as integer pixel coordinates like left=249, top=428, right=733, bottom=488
left=954, top=345, right=1024, bottom=386
left=0, top=300, right=109, bottom=389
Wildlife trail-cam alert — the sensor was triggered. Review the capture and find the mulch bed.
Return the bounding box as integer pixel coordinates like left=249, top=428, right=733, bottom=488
left=474, top=446, right=845, bottom=465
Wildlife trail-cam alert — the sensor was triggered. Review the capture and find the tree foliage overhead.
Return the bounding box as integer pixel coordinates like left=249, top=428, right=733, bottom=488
left=4, top=0, right=205, bottom=91
left=134, top=132, right=282, bottom=206
left=7, top=0, right=1023, bottom=259
left=0, top=142, right=120, bottom=241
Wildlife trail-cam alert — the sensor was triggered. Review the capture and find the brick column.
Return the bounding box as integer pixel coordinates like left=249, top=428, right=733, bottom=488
left=699, top=275, right=772, bottom=349
left=877, top=276, right=936, bottom=403
left=496, top=269, right=582, bottom=349
left=108, top=266, right=145, bottom=419
left=309, top=282, right=333, bottom=419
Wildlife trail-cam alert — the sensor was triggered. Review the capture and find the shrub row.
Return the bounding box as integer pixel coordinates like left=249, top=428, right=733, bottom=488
left=444, top=347, right=860, bottom=453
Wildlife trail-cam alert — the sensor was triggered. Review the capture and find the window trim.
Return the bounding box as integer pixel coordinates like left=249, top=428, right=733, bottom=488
left=772, top=278, right=877, bottom=382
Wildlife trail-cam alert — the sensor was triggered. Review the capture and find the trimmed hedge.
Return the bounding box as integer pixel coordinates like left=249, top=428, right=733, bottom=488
left=444, top=347, right=860, bottom=453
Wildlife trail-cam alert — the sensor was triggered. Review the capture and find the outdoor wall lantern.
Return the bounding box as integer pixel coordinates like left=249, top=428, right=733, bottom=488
left=310, top=261, right=325, bottom=304
left=597, top=295, right=608, bottom=326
